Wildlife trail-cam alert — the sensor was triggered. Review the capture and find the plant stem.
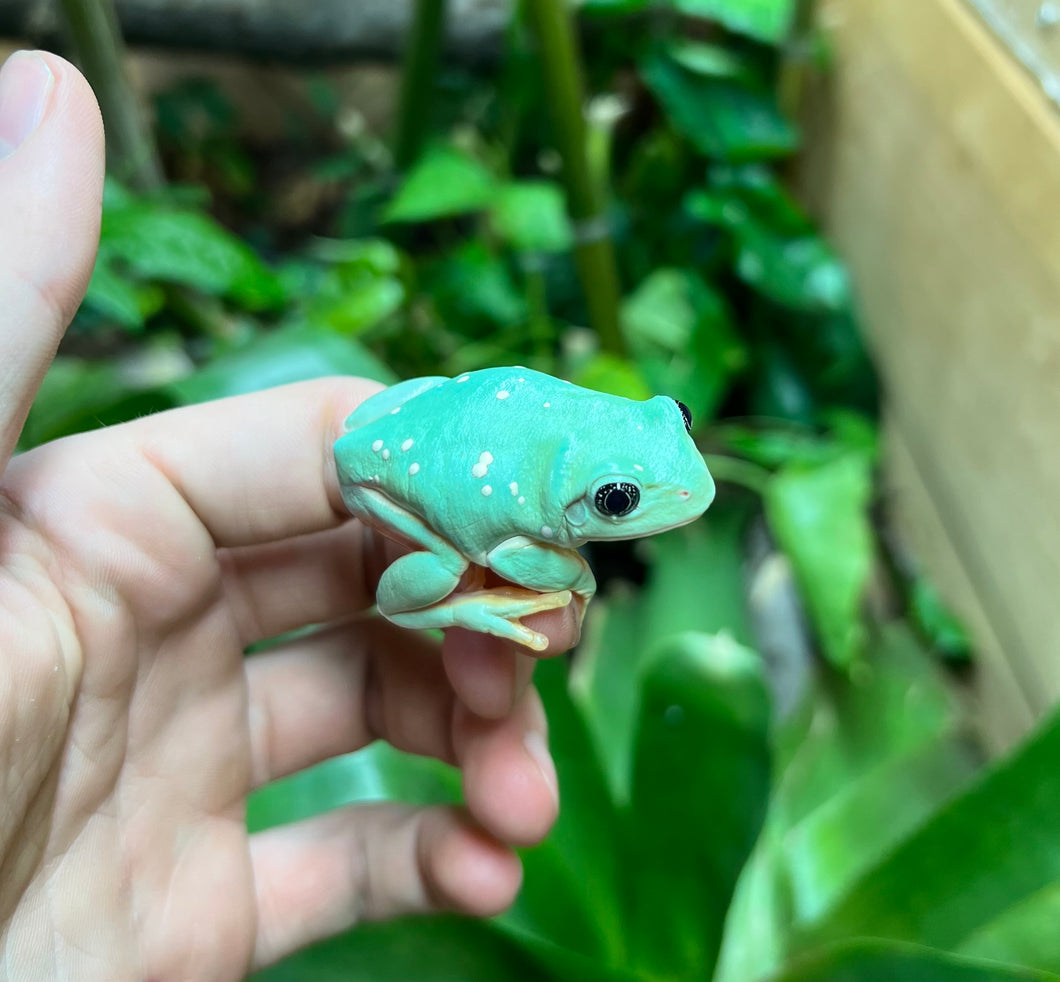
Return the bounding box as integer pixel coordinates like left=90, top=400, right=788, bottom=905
left=777, top=0, right=818, bottom=119
left=521, top=0, right=626, bottom=356
left=56, top=0, right=164, bottom=191
left=393, top=0, right=448, bottom=170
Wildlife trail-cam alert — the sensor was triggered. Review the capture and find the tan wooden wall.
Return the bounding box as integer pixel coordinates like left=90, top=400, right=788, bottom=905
left=796, top=0, right=1060, bottom=751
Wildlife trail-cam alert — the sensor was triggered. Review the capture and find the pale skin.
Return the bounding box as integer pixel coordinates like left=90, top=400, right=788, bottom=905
left=0, top=51, right=573, bottom=981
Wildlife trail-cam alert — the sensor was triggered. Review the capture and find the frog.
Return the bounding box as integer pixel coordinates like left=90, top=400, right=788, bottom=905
left=333, top=366, right=715, bottom=651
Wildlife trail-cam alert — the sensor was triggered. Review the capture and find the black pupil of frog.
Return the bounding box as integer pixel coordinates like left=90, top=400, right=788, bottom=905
left=595, top=483, right=640, bottom=518
left=674, top=399, right=693, bottom=433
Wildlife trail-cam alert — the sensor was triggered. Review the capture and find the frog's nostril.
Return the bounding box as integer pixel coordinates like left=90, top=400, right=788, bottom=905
left=678, top=490, right=690, bottom=499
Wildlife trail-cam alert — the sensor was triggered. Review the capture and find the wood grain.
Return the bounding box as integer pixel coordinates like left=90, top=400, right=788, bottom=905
left=797, top=0, right=1060, bottom=749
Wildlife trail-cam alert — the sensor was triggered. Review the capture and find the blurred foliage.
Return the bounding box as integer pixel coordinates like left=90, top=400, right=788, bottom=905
left=27, top=0, right=1052, bottom=978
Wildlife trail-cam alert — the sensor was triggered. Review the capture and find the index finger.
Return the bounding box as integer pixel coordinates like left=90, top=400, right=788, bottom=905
left=128, top=376, right=381, bottom=548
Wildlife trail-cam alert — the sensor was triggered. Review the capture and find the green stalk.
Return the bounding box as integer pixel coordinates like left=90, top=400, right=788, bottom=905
left=777, top=0, right=818, bottom=119
left=393, top=0, right=448, bottom=170
left=56, top=0, right=164, bottom=191
left=521, top=0, right=626, bottom=356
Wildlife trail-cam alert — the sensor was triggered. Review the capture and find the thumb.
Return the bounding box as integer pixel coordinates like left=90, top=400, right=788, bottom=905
left=0, top=50, right=105, bottom=470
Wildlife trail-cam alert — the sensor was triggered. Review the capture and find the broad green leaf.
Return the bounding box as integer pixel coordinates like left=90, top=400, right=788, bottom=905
left=626, top=632, right=771, bottom=979
left=384, top=146, right=498, bottom=223
left=640, top=54, right=797, bottom=161
left=99, top=202, right=285, bottom=310
left=800, top=707, right=1060, bottom=953
left=20, top=356, right=177, bottom=449
left=774, top=625, right=962, bottom=831
left=316, top=277, right=406, bottom=335
left=247, top=742, right=461, bottom=833
left=427, top=240, right=527, bottom=329
left=170, top=324, right=397, bottom=404
left=784, top=734, right=979, bottom=925
left=569, top=584, right=647, bottom=803
left=765, top=452, right=874, bottom=670
left=621, top=267, right=746, bottom=424
left=768, top=939, right=1060, bottom=982
left=489, top=181, right=574, bottom=254
left=734, top=227, right=851, bottom=312
left=83, top=262, right=165, bottom=330
left=569, top=353, right=653, bottom=401
left=498, top=658, right=626, bottom=963
left=250, top=917, right=548, bottom=982
left=573, top=507, right=754, bottom=802
left=959, top=880, right=1060, bottom=974
left=666, top=39, right=748, bottom=79
left=714, top=827, right=790, bottom=982
left=672, top=0, right=797, bottom=44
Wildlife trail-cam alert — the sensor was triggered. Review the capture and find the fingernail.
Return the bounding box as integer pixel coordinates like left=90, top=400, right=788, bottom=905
left=524, top=731, right=560, bottom=809
left=0, top=52, right=54, bottom=160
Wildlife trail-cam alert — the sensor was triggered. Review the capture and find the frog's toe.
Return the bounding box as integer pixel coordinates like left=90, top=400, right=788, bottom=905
left=461, top=588, right=573, bottom=650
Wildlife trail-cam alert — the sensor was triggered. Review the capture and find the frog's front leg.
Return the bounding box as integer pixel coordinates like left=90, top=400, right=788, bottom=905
left=485, top=536, right=597, bottom=627
left=345, top=488, right=574, bottom=650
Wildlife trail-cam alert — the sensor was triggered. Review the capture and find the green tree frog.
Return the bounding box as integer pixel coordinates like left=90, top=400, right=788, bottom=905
left=334, top=367, right=715, bottom=650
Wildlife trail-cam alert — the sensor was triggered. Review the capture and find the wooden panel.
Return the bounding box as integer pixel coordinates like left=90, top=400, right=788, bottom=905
left=797, top=0, right=1060, bottom=748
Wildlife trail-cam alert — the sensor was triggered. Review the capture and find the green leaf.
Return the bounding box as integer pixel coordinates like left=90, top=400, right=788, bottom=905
left=734, top=227, right=851, bottom=312
left=910, top=577, right=973, bottom=663
left=665, top=38, right=749, bottom=79
left=489, top=181, right=574, bottom=254
left=427, top=239, right=527, bottom=329
left=640, top=54, right=797, bottom=161
left=801, top=707, right=1060, bottom=954
left=784, top=735, right=979, bottom=925
left=250, top=917, right=549, bottom=982
left=765, top=452, right=874, bottom=670
left=99, top=201, right=285, bottom=310
left=20, top=356, right=177, bottom=449
left=247, top=742, right=461, bottom=833
left=768, top=939, right=1060, bottom=982
left=621, top=267, right=747, bottom=424
left=573, top=506, right=754, bottom=803
left=569, top=353, right=653, bottom=401
left=498, top=658, right=626, bottom=963
left=170, top=324, right=397, bottom=404
left=626, top=631, right=771, bottom=978
left=83, top=262, right=165, bottom=330
left=384, top=146, right=498, bottom=223
left=959, top=880, right=1060, bottom=974
left=315, top=278, right=406, bottom=335
left=775, top=625, right=963, bottom=831
left=671, top=0, right=796, bottom=44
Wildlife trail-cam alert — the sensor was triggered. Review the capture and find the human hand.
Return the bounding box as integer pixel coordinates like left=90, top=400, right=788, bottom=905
left=0, top=50, right=572, bottom=981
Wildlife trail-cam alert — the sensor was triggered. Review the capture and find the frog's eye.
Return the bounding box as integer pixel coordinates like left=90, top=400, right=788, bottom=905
left=674, top=399, right=693, bottom=433
left=595, top=482, right=640, bottom=518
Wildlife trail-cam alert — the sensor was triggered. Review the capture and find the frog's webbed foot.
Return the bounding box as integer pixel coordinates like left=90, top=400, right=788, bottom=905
left=386, top=587, right=573, bottom=652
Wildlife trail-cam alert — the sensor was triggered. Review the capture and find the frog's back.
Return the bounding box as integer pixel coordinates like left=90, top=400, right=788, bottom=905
left=335, top=367, right=579, bottom=554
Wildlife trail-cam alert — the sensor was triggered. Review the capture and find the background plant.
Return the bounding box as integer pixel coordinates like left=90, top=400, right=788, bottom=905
left=16, top=0, right=1060, bottom=979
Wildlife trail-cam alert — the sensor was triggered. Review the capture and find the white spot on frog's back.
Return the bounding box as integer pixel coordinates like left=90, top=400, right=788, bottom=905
left=409, top=463, right=420, bottom=475
left=382, top=449, right=390, bottom=460
left=401, top=438, right=414, bottom=451
left=482, top=485, right=493, bottom=496
left=634, top=464, right=644, bottom=472
left=390, top=407, right=401, bottom=414
left=543, top=402, right=551, bottom=408
left=456, top=375, right=471, bottom=383
left=541, top=525, right=554, bottom=538
left=471, top=451, right=494, bottom=479
left=509, top=482, right=519, bottom=495
left=518, top=496, right=526, bottom=505
left=496, top=390, right=510, bottom=400
left=372, top=439, right=384, bottom=452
